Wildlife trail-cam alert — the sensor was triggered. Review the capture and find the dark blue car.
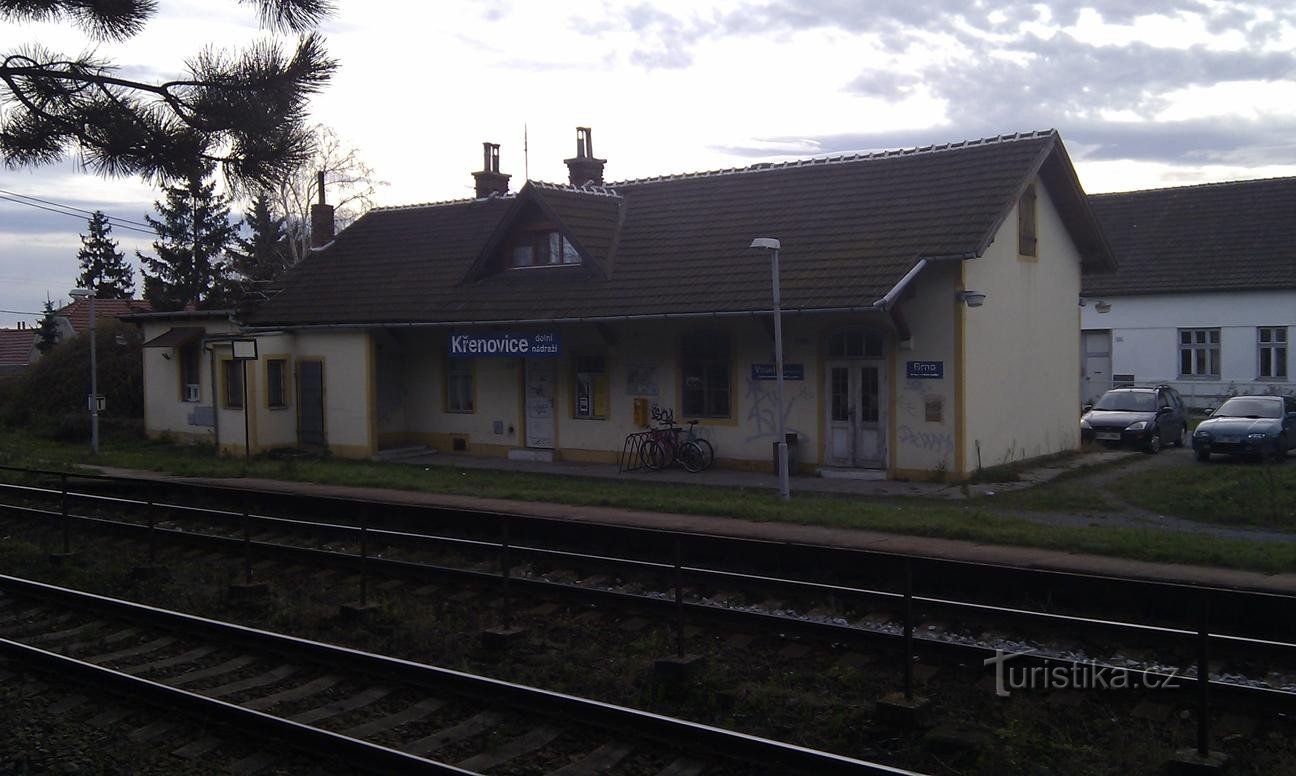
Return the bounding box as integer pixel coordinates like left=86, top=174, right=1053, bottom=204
left=1192, top=395, right=1296, bottom=462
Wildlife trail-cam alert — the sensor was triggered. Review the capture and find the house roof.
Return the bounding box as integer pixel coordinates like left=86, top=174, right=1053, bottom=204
left=0, top=328, right=36, bottom=367
left=1084, top=177, right=1296, bottom=297
left=58, top=298, right=152, bottom=333
left=141, top=326, right=206, bottom=348
left=249, top=130, right=1113, bottom=328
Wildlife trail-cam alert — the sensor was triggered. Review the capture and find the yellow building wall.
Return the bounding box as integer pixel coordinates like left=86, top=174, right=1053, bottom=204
left=140, top=318, right=237, bottom=446
left=960, top=178, right=1083, bottom=474
left=890, top=262, right=961, bottom=477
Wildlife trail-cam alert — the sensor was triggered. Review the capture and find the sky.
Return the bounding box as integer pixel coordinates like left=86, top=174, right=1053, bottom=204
left=2, top=0, right=1295, bottom=326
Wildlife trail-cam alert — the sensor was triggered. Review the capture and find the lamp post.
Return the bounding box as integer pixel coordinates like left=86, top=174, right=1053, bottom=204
left=68, top=288, right=98, bottom=455
left=749, top=238, right=790, bottom=501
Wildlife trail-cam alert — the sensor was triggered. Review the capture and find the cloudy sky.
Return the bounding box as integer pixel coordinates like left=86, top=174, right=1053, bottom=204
left=3, top=0, right=1295, bottom=326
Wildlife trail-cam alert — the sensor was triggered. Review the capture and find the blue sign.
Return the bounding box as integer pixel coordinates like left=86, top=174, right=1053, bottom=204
left=906, top=360, right=944, bottom=379
left=751, top=363, right=805, bottom=381
left=450, top=331, right=561, bottom=357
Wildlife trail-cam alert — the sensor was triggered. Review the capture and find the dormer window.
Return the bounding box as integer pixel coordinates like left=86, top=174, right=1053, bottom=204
left=510, top=230, right=580, bottom=268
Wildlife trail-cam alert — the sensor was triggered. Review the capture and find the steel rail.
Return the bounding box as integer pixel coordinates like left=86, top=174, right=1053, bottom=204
left=0, top=636, right=470, bottom=775
left=3, top=481, right=1296, bottom=656
left=3, top=497, right=1295, bottom=707
left=0, top=574, right=917, bottom=776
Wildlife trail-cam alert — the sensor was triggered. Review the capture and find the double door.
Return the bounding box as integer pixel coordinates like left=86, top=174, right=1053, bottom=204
left=825, top=361, right=885, bottom=468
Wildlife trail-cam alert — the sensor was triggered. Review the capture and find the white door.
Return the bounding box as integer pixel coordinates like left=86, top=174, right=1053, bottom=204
left=1081, top=330, right=1112, bottom=406
left=524, top=359, right=555, bottom=449
left=825, top=361, right=886, bottom=468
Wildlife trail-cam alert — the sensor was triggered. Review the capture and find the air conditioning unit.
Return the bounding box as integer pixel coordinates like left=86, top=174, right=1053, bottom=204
left=183, top=384, right=200, bottom=402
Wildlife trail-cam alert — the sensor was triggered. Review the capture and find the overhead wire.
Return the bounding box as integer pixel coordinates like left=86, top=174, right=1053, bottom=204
left=0, top=191, right=155, bottom=236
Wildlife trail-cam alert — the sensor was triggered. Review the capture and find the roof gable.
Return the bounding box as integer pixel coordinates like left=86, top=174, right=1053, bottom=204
left=1084, top=177, right=1296, bottom=296
left=462, top=182, right=623, bottom=283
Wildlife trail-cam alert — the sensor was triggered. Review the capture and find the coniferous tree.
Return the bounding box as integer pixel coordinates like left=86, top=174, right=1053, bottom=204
left=34, top=298, right=60, bottom=354
left=228, top=194, right=291, bottom=295
left=1, top=1, right=335, bottom=192
left=75, top=211, right=136, bottom=298
left=138, top=170, right=238, bottom=311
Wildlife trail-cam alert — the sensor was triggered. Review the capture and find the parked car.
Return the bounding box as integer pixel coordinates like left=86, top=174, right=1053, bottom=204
left=1191, top=395, right=1296, bottom=462
left=1080, top=385, right=1188, bottom=453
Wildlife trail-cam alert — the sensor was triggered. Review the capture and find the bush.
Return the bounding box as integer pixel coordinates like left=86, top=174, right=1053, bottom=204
left=0, top=321, right=143, bottom=437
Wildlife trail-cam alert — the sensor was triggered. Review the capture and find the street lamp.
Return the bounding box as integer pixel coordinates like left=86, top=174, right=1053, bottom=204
left=749, top=237, right=790, bottom=501
left=68, top=288, right=98, bottom=455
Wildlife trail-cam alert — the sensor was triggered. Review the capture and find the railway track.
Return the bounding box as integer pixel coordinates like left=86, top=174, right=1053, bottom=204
left=0, top=573, right=905, bottom=775
left=2, top=465, right=1295, bottom=769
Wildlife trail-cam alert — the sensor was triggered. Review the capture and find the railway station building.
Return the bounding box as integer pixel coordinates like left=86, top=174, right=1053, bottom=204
left=132, top=129, right=1115, bottom=480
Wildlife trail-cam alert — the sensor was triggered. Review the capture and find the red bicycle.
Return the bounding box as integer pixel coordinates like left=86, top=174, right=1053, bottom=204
left=641, top=406, right=709, bottom=473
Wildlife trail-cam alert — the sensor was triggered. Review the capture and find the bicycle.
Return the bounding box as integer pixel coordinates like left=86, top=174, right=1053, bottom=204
left=641, top=406, right=708, bottom=473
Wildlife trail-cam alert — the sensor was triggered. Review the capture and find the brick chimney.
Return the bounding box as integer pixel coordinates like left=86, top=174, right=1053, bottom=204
left=472, top=142, right=510, bottom=198
left=564, top=127, right=606, bottom=186
left=309, top=171, right=335, bottom=248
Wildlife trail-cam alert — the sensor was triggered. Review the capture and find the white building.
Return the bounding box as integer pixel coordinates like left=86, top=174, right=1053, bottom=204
left=1081, top=178, right=1295, bottom=408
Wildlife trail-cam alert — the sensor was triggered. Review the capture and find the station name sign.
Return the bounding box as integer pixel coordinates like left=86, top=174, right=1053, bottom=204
left=751, top=363, right=805, bottom=381
left=906, top=360, right=944, bottom=379
left=450, top=332, right=561, bottom=357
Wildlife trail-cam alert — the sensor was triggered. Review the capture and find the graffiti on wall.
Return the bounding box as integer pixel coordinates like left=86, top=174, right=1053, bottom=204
left=897, top=424, right=953, bottom=456
left=743, top=375, right=813, bottom=443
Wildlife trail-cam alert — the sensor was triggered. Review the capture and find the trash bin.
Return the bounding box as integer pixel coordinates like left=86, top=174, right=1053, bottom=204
left=772, top=432, right=799, bottom=476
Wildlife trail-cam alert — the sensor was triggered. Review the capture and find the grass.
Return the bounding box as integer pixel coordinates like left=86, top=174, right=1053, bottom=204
left=1109, top=455, right=1296, bottom=530
left=2, top=429, right=1295, bottom=574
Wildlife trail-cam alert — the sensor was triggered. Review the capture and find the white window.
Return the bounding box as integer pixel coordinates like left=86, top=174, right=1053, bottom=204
left=1179, top=328, right=1220, bottom=378
left=1258, top=326, right=1288, bottom=380
left=510, top=231, right=580, bottom=268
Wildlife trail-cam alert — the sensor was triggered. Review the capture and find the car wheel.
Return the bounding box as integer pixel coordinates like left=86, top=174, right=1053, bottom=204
left=1173, top=424, right=1187, bottom=447
left=1145, top=428, right=1161, bottom=454
left=1195, top=448, right=1210, bottom=462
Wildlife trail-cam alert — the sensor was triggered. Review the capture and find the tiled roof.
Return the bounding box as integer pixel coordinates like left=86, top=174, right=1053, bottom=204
left=58, top=298, right=152, bottom=333
left=1084, top=177, right=1296, bottom=296
left=251, top=130, right=1111, bottom=326
left=0, top=328, right=36, bottom=367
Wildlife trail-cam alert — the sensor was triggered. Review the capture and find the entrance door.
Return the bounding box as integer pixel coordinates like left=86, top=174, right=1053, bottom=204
left=297, top=360, right=325, bottom=447
left=825, top=361, right=886, bottom=467
left=524, top=359, right=555, bottom=449
left=1081, top=330, right=1112, bottom=406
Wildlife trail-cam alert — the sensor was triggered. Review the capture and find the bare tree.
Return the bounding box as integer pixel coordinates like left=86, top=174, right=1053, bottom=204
left=0, top=0, right=336, bottom=192
left=274, top=124, right=385, bottom=263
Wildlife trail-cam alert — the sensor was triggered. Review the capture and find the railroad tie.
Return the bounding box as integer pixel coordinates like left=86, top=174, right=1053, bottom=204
left=202, top=663, right=298, bottom=699
left=243, top=674, right=340, bottom=711
left=84, top=636, right=176, bottom=664
left=22, top=619, right=103, bottom=645
left=120, top=645, right=216, bottom=676
left=341, top=696, right=446, bottom=738
left=398, top=710, right=505, bottom=756
left=162, top=654, right=258, bottom=687
left=227, top=750, right=280, bottom=776
left=46, top=693, right=88, bottom=714
left=127, top=720, right=177, bottom=742
left=547, top=741, right=635, bottom=775
left=654, top=758, right=706, bottom=776
left=65, top=627, right=138, bottom=655
left=289, top=684, right=392, bottom=725
left=455, top=724, right=565, bottom=771
left=172, top=735, right=225, bottom=760
left=86, top=706, right=133, bottom=729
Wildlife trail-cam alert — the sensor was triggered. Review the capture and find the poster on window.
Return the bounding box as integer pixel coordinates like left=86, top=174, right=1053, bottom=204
left=626, top=363, right=658, bottom=396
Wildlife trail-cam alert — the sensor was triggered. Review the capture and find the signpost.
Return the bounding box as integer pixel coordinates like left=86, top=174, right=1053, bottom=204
left=230, top=339, right=259, bottom=462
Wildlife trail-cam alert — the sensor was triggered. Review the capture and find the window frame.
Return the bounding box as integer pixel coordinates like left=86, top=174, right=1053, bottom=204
left=572, top=353, right=609, bottom=420
left=1257, top=326, right=1288, bottom=380
left=1017, top=183, right=1038, bottom=258
left=222, top=358, right=245, bottom=410
left=178, top=342, right=201, bottom=402
left=1178, top=328, right=1221, bottom=379
left=680, top=332, right=732, bottom=420
left=445, top=357, right=475, bottom=414
left=508, top=229, right=581, bottom=269
left=265, top=357, right=289, bottom=409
